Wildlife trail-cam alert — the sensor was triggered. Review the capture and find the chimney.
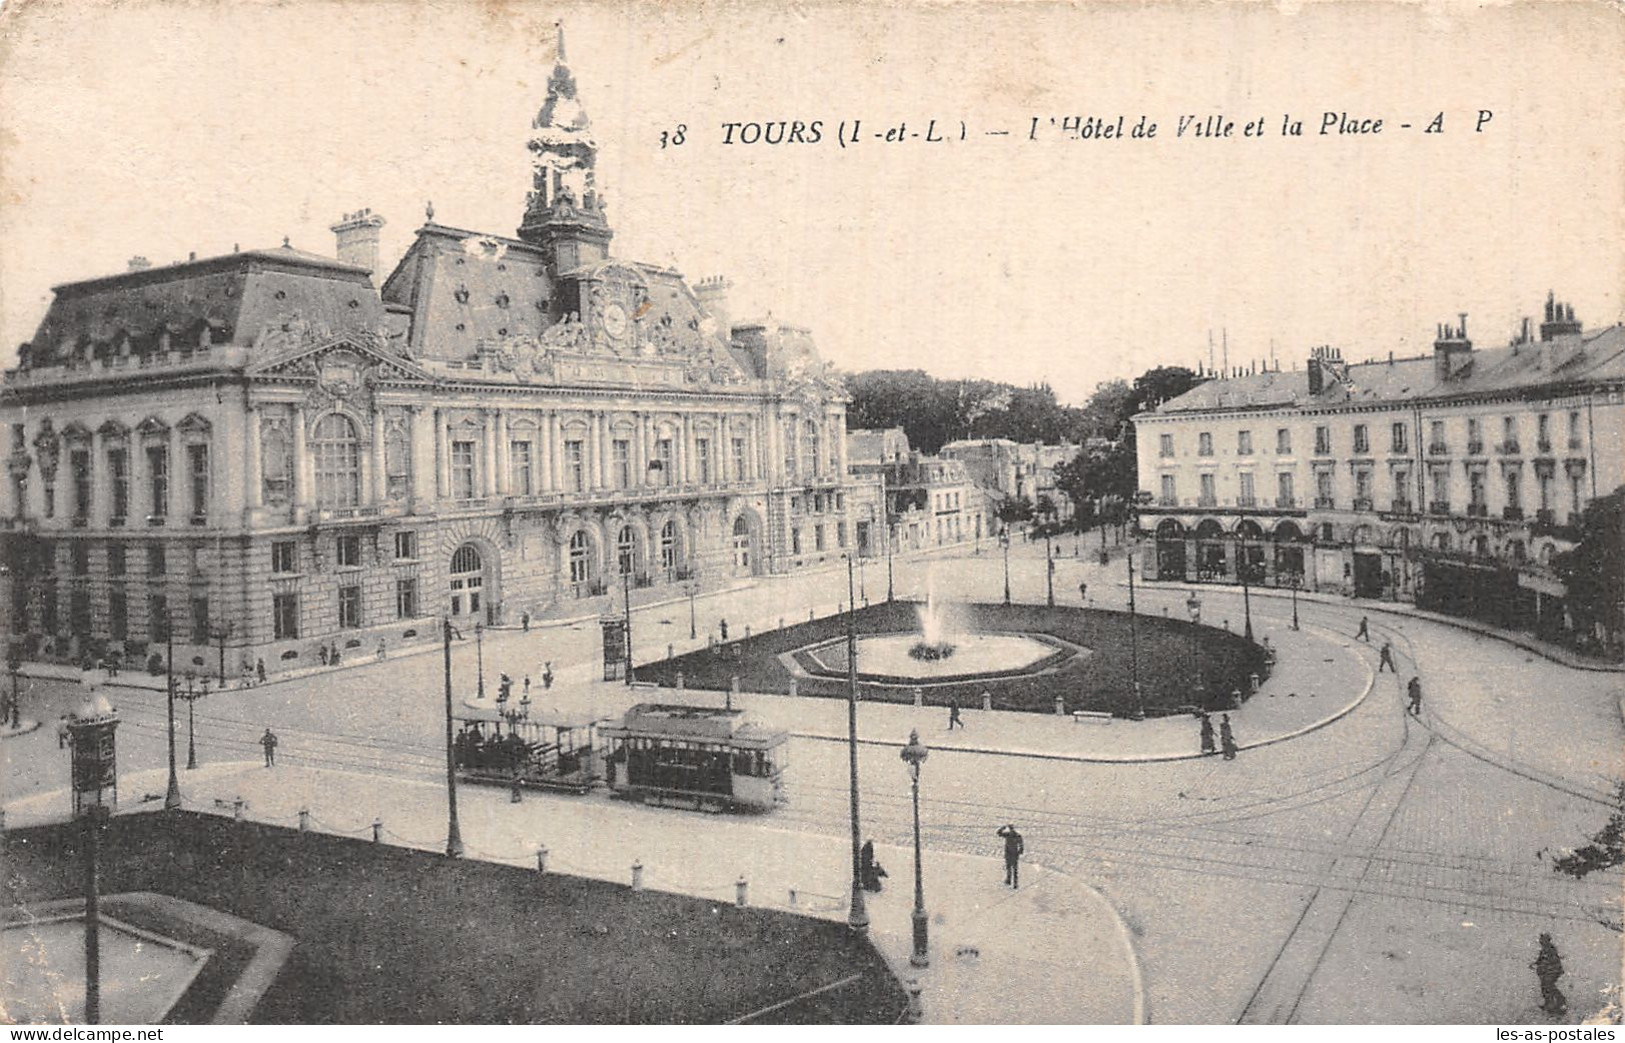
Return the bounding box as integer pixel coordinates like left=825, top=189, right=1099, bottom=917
left=1307, top=346, right=1325, bottom=395
left=330, top=208, right=387, bottom=275
left=694, top=275, right=733, bottom=341
left=127, top=256, right=151, bottom=272
left=1538, top=290, right=1582, bottom=341
left=1433, top=313, right=1473, bottom=381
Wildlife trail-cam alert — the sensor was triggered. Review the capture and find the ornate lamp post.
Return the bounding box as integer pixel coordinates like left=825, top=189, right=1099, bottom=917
left=209, top=620, right=233, bottom=685
left=1237, top=533, right=1255, bottom=642
left=1290, top=571, right=1301, bottom=631
left=1044, top=531, right=1055, bottom=607
left=687, top=581, right=698, bottom=640
left=1186, top=593, right=1203, bottom=702
left=623, top=568, right=635, bottom=686
left=1127, top=547, right=1144, bottom=719
left=844, top=553, right=869, bottom=933
left=6, top=649, right=20, bottom=731
left=1000, top=529, right=1011, bottom=605
left=900, top=728, right=930, bottom=967
left=441, top=618, right=465, bottom=858
left=68, top=692, right=119, bottom=1026
left=886, top=520, right=896, bottom=603
left=162, top=622, right=180, bottom=811
left=178, top=672, right=207, bottom=770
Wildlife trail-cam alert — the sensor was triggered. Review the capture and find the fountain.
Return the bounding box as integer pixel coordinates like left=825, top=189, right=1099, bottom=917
left=909, top=576, right=957, bottom=661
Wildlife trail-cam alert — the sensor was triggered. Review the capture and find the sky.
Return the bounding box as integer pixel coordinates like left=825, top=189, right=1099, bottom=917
left=0, top=0, right=1620, bottom=406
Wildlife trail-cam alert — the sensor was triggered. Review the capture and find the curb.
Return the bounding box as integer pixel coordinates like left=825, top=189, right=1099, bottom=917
left=1039, top=862, right=1148, bottom=1025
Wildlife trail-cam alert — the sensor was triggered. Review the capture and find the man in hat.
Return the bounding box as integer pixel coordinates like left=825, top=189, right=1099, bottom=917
left=996, top=824, right=1025, bottom=888
left=260, top=727, right=279, bottom=767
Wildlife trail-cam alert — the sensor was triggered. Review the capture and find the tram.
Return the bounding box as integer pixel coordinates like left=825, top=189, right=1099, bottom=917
left=451, top=706, right=600, bottom=794
left=601, top=703, right=789, bottom=813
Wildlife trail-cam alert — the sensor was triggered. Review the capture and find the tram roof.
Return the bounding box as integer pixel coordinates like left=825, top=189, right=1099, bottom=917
left=606, top=703, right=788, bottom=745
left=454, top=706, right=601, bottom=729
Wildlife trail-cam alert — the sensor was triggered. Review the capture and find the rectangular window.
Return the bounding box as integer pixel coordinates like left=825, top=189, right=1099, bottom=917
left=1277, top=472, right=1294, bottom=507
left=146, top=444, right=169, bottom=518
left=1390, top=422, right=1407, bottom=454
left=187, top=443, right=209, bottom=518
left=1429, top=420, right=1446, bottom=453
left=655, top=439, right=674, bottom=485
left=1276, top=429, right=1291, bottom=455
left=696, top=438, right=712, bottom=484
left=1355, top=470, right=1372, bottom=502
left=1353, top=425, right=1369, bottom=455
left=815, top=523, right=826, bottom=552
left=1502, top=415, right=1518, bottom=450
left=338, top=585, right=362, bottom=629
left=732, top=437, right=748, bottom=480
left=71, top=542, right=89, bottom=575
left=1237, top=430, right=1253, bottom=456
left=1568, top=410, right=1582, bottom=449
left=1314, top=426, right=1331, bottom=454
left=109, top=590, right=128, bottom=641
left=510, top=440, right=534, bottom=495
left=1317, top=471, right=1334, bottom=505
left=396, top=577, right=419, bottom=619
left=1159, top=433, right=1174, bottom=458
left=564, top=439, right=585, bottom=492
left=273, top=593, right=299, bottom=640
left=1160, top=474, right=1176, bottom=504
left=1238, top=472, right=1255, bottom=506
left=1467, top=418, right=1482, bottom=452
left=191, top=596, right=210, bottom=644
left=451, top=440, right=477, bottom=499
left=1537, top=414, right=1551, bottom=451
left=1198, top=432, right=1213, bottom=456
left=1505, top=469, right=1522, bottom=509
left=271, top=540, right=298, bottom=574
left=1393, top=469, right=1411, bottom=507
left=336, top=534, right=362, bottom=568
left=394, top=531, right=417, bottom=560
left=791, top=528, right=802, bottom=555
left=611, top=439, right=630, bottom=489
left=107, top=543, right=126, bottom=576
left=837, top=521, right=848, bottom=548
left=71, top=450, right=92, bottom=521
left=147, top=543, right=166, bottom=576
left=108, top=448, right=129, bottom=521
left=1199, top=473, right=1216, bottom=504
left=148, top=593, right=168, bottom=642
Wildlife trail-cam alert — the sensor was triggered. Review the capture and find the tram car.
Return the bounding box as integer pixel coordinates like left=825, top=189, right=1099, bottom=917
left=601, top=703, right=789, bottom=813
left=452, top=706, right=601, bottom=794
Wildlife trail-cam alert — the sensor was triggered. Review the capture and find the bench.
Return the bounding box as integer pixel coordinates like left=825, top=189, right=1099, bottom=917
left=1072, top=710, right=1113, bottom=725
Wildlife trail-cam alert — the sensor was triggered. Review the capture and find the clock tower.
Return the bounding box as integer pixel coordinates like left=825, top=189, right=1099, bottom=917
left=518, top=25, right=614, bottom=272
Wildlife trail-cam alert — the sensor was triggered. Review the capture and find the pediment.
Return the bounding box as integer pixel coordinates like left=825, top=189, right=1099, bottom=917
left=248, top=334, right=431, bottom=385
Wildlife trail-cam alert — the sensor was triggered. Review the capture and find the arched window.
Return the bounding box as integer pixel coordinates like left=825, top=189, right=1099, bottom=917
left=617, top=526, right=636, bottom=575
left=782, top=419, right=798, bottom=479
left=313, top=414, right=361, bottom=508
left=731, top=514, right=752, bottom=572
left=569, top=530, right=592, bottom=584
left=449, top=543, right=483, bottom=617
left=802, top=420, right=820, bottom=477
left=660, top=519, right=679, bottom=575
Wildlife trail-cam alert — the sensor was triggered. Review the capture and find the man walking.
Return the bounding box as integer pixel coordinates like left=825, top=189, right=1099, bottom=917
left=260, top=727, right=279, bottom=767
left=720, top=619, right=730, bottom=641
left=1532, top=933, right=1567, bottom=1018
left=521, top=611, right=531, bottom=633
left=542, top=662, right=554, bottom=690
left=1219, top=714, right=1238, bottom=760
left=1407, top=676, right=1423, bottom=717
left=1199, top=711, right=1216, bottom=756
left=1378, top=640, right=1396, bottom=673
left=997, top=824, right=1025, bottom=888
left=1079, top=581, right=1088, bottom=603
left=948, top=702, right=963, bottom=730
left=1356, top=615, right=1371, bottom=642
left=256, top=657, right=267, bottom=684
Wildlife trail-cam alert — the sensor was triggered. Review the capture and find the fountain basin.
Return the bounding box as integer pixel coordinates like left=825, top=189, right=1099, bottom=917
left=796, top=631, right=1085, bottom=685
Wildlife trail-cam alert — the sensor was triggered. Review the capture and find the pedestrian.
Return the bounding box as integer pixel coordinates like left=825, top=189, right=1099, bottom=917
left=1079, top=581, right=1088, bottom=603
left=524, top=675, right=532, bottom=700
left=376, top=638, right=387, bottom=661
left=1219, top=713, right=1238, bottom=760
left=1199, top=711, right=1216, bottom=756
left=521, top=611, right=531, bottom=633
left=318, top=643, right=330, bottom=666
left=330, top=644, right=341, bottom=666
left=719, top=619, right=729, bottom=641
left=260, top=727, right=278, bottom=767
left=1407, top=676, right=1423, bottom=717
left=996, top=824, right=1025, bottom=888
left=948, top=702, right=963, bottom=730
left=256, top=658, right=267, bottom=684
left=1531, top=933, right=1567, bottom=1017
left=860, top=839, right=887, bottom=892
left=1356, top=615, right=1370, bottom=642
left=542, top=662, right=554, bottom=690
left=57, top=715, right=71, bottom=750
left=1378, top=641, right=1396, bottom=673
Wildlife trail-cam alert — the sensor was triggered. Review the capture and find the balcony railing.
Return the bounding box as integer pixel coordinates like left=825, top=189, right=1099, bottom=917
left=1503, top=506, right=1524, bottom=521
left=1389, top=500, right=1415, bottom=515
left=1467, top=502, right=1488, bottom=517
left=1427, top=443, right=1449, bottom=456
left=1352, top=498, right=1374, bottom=513
left=1467, top=441, right=1485, bottom=456
left=1534, top=508, right=1556, bottom=526
left=1314, top=444, right=1332, bottom=456
left=1158, top=496, right=1178, bottom=507
left=1237, top=496, right=1257, bottom=508
left=1497, top=441, right=1522, bottom=455
left=1567, top=438, right=1583, bottom=451
left=1536, top=440, right=1553, bottom=455
left=1314, top=496, right=1336, bottom=509
left=1275, top=496, right=1297, bottom=509
left=1428, top=500, right=1452, bottom=515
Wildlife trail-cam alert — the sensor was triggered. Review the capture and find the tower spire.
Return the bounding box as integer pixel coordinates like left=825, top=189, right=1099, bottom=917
left=519, top=24, right=612, bottom=264
left=556, top=20, right=566, bottom=64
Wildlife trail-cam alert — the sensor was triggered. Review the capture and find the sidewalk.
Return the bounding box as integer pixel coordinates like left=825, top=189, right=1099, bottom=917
left=5, top=763, right=1143, bottom=1025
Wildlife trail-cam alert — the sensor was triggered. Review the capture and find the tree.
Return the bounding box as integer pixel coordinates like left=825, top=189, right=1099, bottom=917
left=1553, top=486, right=1625, bottom=654
left=1548, top=780, right=1624, bottom=934
left=1132, top=366, right=1201, bottom=414
left=1035, top=494, right=1057, bottom=520
left=994, top=496, right=1035, bottom=525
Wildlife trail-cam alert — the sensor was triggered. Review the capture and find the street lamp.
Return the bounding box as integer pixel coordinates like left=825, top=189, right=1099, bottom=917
left=1000, top=529, right=1011, bottom=605
left=1185, top=594, right=1203, bottom=703
left=474, top=622, right=486, bottom=700
left=163, top=623, right=180, bottom=811
left=178, top=672, right=207, bottom=770
left=1044, top=531, right=1055, bottom=607
left=687, top=581, right=698, bottom=640
left=858, top=554, right=867, bottom=604
left=1126, top=547, right=1144, bottom=719
left=844, top=553, right=869, bottom=933
left=900, top=728, right=930, bottom=968
left=6, top=649, right=20, bottom=731
left=1290, top=571, right=1301, bottom=631
left=1237, top=533, right=1255, bottom=642
left=441, top=618, right=465, bottom=858
left=210, top=621, right=233, bottom=686
left=886, top=521, right=896, bottom=603
left=67, top=692, right=118, bottom=1025
left=623, top=568, right=635, bottom=686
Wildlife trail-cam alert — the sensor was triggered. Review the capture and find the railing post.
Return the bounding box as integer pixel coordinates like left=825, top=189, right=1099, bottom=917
left=906, top=979, right=924, bottom=1023
left=981, top=691, right=992, bottom=712
left=298, top=808, right=310, bottom=833
left=735, top=875, right=748, bottom=907
left=1054, top=696, right=1065, bottom=716
left=372, top=817, right=383, bottom=843
left=536, top=844, right=549, bottom=874
left=233, top=798, right=245, bottom=822
left=913, top=687, right=923, bottom=709
left=788, top=678, right=798, bottom=699
left=631, top=860, right=644, bottom=891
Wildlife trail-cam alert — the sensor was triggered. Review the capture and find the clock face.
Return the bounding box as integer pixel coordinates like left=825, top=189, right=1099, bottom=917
left=601, top=301, right=629, bottom=341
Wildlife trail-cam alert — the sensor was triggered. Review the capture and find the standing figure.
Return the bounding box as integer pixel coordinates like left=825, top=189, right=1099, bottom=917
left=1531, top=933, right=1567, bottom=1017
left=1079, top=581, right=1088, bottom=603
left=1406, top=676, right=1423, bottom=717
left=948, top=702, right=963, bottom=730
left=542, top=662, right=554, bottom=690
left=996, top=824, right=1025, bottom=888
left=330, top=645, right=341, bottom=666
left=318, top=644, right=330, bottom=666
left=524, top=675, right=532, bottom=700
left=860, top=839, right=887, bottom=892
left=57, top=715, right=71, bottom=750
left=1219, top=714, right=1238, bottom=760
left=719, top=619, right=730, bottom=641
left=1378, top=641, right=1396, bottom=673
left=1199, top=712, right=1216, bottom=756
left=256, top=657, right=267, bottom=684
left=521, top=611, right=531, bottom=633
left=260, top=727, right=279, bottom=767
left=1356, top=616, right=1371, bottom=642
left=376, top=638, right=388, bottom=661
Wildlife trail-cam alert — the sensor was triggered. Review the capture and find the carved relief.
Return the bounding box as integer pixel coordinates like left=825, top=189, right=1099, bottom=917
left=260, top=412, right=292, bottom=507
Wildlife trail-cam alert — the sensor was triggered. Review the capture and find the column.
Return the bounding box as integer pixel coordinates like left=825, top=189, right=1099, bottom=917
left=245, top=404, right=263, bottom=511
left=586, top=410, right=601, bottom=491
left=537, top=410, right=553, bottom=493
left=836, top=409, right=849, bottom=475
left=481, top=411, right=497, bottom=498
left=371, top=409, right=387, bottom=504
left=598, top=412, right=612, bottom=490
left=679, top=414, right=692, bottom=486
left=409, top=405, right=434, bottom=506
left=292, top=407, right=310, bottom=508
left=435, top=410, right=450, bottom=499
left=632, top=412, right=647, bottom=486
left=548, top=410, right=563, bottom=492
left=494, top=409, right=509, bottom=496
left=719, top=414, right=731, bottom=483
left=766, top=407, right=782, bottom=485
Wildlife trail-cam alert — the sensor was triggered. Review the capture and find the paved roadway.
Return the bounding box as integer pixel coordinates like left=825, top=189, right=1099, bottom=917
left=5, top=535, right=1621, bottom=1023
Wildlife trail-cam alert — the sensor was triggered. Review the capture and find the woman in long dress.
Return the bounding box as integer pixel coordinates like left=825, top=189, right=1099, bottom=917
left=1199, top=712, right=1216, bottom=756
left=1219, top=714, right=1238, bottom=760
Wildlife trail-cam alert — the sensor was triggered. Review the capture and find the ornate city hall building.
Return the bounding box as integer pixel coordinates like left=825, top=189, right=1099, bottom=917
left=0, top=40, right=854, bottom=674
left=1133, top=299, right=1624, bottom=637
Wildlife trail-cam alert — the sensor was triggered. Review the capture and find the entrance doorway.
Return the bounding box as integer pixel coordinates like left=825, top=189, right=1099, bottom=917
left=1353, top=552, right=1383, bottom=598
left=731, top=515, right=755, bottom=575
left=450, top=543, right=487, bottom=621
